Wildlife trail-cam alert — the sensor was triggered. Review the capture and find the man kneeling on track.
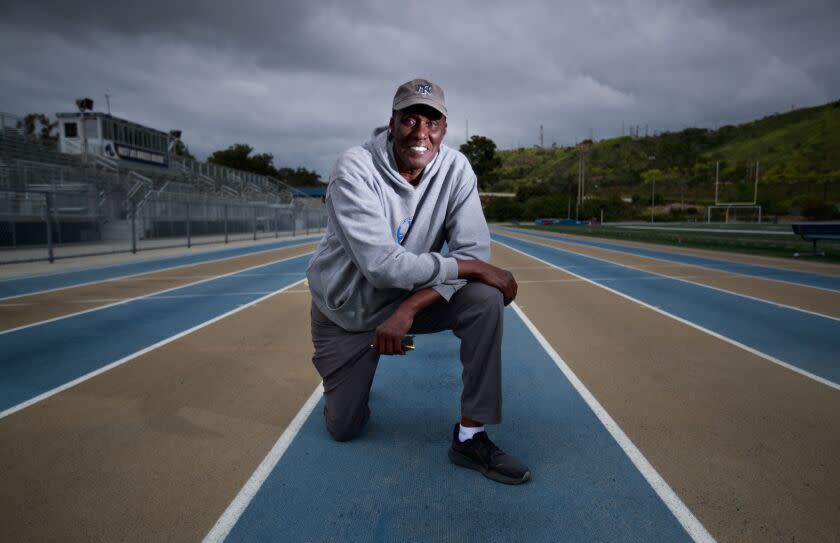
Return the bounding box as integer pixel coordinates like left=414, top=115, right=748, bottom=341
left=306, top=78, right=530, bottom=484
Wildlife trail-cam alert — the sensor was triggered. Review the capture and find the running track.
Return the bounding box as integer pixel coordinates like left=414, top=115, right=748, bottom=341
left=1, top=234, right=838, bottom=542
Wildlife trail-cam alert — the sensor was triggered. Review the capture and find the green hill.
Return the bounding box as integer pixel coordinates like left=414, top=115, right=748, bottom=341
left=488, top=99, right=840, bottom=221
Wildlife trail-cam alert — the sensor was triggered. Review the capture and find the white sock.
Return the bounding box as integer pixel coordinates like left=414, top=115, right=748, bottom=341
left=458, top=424, right=485, bottom=442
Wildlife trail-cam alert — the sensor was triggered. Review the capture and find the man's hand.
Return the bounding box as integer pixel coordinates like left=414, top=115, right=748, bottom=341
left=372, top=306, right=414, bottom=355
left=372, top=288, right=443, bottom=355
left=457, top=260, right=518, bottom=305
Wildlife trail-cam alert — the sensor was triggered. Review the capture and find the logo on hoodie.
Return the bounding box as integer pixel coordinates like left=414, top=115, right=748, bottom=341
left=396, top=217, right=413, bottom=243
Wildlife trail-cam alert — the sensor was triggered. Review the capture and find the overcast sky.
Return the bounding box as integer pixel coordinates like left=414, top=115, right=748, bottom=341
left=2, top=0, right=838, bottom=179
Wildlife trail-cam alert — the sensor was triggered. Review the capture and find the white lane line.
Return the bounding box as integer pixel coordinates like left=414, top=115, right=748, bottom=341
left=0, top=252, right=311, bottom=337
left=501, top=227, right=840, bottom=294
left=501, top=266, right=557, bottom=270
left=510, top=303, right=715, bottom=542
left=203, top=383, right=323, bottom=543
left=0, top=237, right=320, bottom=302
left=7, top=289, right=310, bottom=306
left=119, top=272, right=305, bottom=281
left=496, top=238, right=840, bottom=392
left=138, top=292, right=276, bottom=300
left=517, top=279, right=587, bottom=284
left=498, top=233, right=840, bottom=322
left=618, top=225, right=792, bottom=235
left=0, top=279, right=308, bottom=420
left=71, top=298, right=127, bottom=303
left=517, top=275, right=768, bottom=285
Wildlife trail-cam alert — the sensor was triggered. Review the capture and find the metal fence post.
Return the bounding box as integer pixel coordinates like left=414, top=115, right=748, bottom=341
left=305, top=206, right=310, bottom=235
left=131, top=199, right=137, bottom=254
left=274, top=206, right=279, bottom=238
left=45, top=191, right=54, bottom=263
left=224, top=204, right=228, bottom=244
left=252, top=205, right=257, bottom=241
left=186, top=201, right=191, bottom=248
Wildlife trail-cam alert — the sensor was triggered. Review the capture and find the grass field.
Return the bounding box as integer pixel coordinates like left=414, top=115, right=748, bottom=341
left=521, top=222, right=840, bottom=263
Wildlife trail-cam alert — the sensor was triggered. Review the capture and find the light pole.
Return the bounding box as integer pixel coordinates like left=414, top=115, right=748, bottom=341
left=648, top=155, right=656, bottom=223
left=75, top=97, right=94, bottom=164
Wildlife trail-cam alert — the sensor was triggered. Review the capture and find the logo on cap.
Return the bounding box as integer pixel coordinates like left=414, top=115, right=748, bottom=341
left=415, top=83, right=433, bottom=96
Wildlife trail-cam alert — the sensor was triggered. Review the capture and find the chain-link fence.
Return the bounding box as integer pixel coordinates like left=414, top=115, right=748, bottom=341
left=0, top=188, right=327, bottom=264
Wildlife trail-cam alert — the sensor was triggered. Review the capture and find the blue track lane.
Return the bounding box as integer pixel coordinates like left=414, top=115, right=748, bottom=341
left=0, top=236, right=320, bottom=300
left=499, top=227, right=840, bottom=292
left=494, top=233, right=840, bottom=387
left=0, top=254, right=310, bottom=413
left=224, top=309, right=693, bottom=542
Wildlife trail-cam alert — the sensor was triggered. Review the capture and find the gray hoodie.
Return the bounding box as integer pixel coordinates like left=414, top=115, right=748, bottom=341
left=306, top=128, right=490, bottom=331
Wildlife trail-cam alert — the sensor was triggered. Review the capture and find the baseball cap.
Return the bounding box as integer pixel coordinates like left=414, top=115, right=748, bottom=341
left=392, top=78, right=447, bottom=117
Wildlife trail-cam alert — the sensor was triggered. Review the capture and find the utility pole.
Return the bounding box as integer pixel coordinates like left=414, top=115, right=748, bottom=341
left=105, top=89, right=117, bottom=115
left=581, top=152, right=585, bottom=202
left=576, top=152, right=585, bottom=220
left=540, top=125, right=544, bottom=148
left=648, top=155, right=656, bottom=223
left=465, top=119, right=469, bottom=143
left=651, top=174, right=655, bottom=223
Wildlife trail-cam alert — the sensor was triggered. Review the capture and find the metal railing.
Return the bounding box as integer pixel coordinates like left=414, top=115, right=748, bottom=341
left=0, top=116, right=328, bottom=264
left=0, top=188, right=327, bottom=264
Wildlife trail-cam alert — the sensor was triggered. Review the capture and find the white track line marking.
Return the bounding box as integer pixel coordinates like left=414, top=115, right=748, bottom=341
left=134, top=292, right=276, bottom=300
left=510, top=303, right=715, bottom=542
left=70, top=298, right=127, bottom=304
left=0, top=279, right=308, bottom=420
left=498, top=232, right=840, bottom=322
left=516, top=275, right=764, bottom=285
left=0, top=237, right=320, bottom=301
left=203, top=383, right=323, bottom=543
left=501, top=227, right=840, bottom=293
left=0, top=252, right=312, bottom=337
left=495, top=238, right=840, bottom=392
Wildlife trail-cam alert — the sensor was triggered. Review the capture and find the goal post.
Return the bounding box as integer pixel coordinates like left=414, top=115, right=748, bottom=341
left=706, top=204, right=762, bottom=224
left=707, top=160, right=762, bottom=223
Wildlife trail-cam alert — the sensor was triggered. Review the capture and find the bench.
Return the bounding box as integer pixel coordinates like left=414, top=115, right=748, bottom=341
left=791, top=223, right=840, bottom=256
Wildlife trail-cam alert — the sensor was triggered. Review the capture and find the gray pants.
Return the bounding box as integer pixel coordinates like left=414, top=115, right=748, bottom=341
left=310, top=282, right=504, bottom=441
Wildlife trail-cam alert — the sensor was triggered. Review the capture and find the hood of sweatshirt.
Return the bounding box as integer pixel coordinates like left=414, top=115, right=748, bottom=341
left=364, top=128, right=445, bottom=197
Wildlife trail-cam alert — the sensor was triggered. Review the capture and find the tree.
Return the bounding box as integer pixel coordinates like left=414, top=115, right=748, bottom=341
left=18, top=113, right=57, bottom=141
left=208, top=142, right=323, bottom=188
left=460, top=135, right=502, bottom=190
left=515, top=183, right=550, bottom=203
left=208, top=143, right=276, bottom=177
left=171, top=139, right=195, bottom=159
left=276, top=167, right=322, bottom=187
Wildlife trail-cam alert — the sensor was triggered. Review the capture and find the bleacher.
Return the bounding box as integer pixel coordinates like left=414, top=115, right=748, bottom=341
left=0, top=111, right=325, bottom=254
left=0, top=115, right=307, bottom=209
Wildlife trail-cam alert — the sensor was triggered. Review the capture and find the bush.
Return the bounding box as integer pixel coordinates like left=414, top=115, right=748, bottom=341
left=802, top=200, right=834, bottom=220
left=484, top=197, right=523, bottom=222
left=522, top=195, right=566, bottom=220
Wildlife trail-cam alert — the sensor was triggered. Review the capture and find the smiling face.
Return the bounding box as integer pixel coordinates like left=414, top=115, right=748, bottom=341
left=389, top=104, right=447, bottom=184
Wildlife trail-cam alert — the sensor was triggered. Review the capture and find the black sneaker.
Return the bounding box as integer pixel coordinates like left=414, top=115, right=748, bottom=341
left=448, top=424, right=531, bottom=485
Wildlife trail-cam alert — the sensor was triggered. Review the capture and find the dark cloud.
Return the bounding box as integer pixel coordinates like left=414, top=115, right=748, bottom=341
left=2, top=0, right=839, bottom=177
